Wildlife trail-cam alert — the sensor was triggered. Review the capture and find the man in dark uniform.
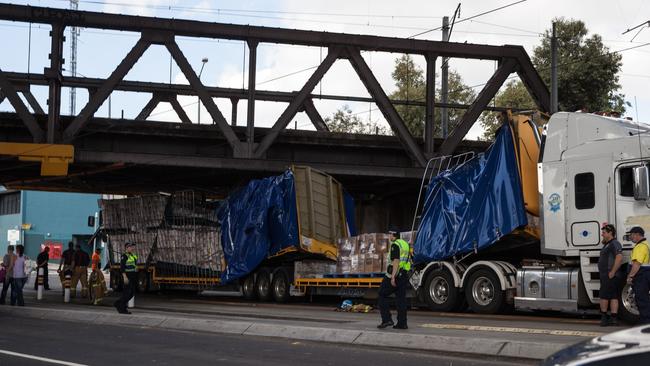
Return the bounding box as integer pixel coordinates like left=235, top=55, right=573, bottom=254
left=377, top=231, right=410, bottom=330
left=58, top=242, right=74, bottom=293
left=34, top=246, right=51, bottom=290
left=114, top=242, right=138, bottom=314
left=598, top=224, right=623, bottom=326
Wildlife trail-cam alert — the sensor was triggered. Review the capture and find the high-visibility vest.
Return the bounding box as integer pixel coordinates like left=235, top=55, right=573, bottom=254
left=124, top=253, right=138, bottom=272
left=388, top=239, right=411, bottom=272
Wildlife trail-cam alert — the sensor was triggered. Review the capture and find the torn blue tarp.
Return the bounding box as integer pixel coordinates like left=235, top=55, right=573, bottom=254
left=413, top=124, right=527, bottom=263
left=343, top=191, right=357, bottom=237
left=217, top=170, right=299, bottom=284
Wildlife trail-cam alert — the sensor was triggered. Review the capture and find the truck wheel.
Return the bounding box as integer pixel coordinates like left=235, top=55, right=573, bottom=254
left=242, top=275, right=257, bottom=300
left=618, top=282, right=640, bottom=324
left=137, top=271, right=149, bottom=293
left=464, top=268, right=505, bottom=314
left=423, top=268, right=460, bottom=312
left=272, top=269, right=290, bottom=303
left=256, top=269, right=272, bottom=301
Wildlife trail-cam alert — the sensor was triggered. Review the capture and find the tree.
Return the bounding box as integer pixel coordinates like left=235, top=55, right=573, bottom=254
left=480, top=18, right=627, bottom=140
left=325, top=105, right=389, bottom=134
left=480, top=80, right=536, bottom=140
left=390, top=55, right=476, bottom=138
left=533, top=18, right=627, bottom=113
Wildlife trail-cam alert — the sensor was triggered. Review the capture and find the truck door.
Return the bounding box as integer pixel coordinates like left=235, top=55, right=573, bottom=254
left=615, top=163, right=650, bottom=249
left=567, top=159, right=608, bottom=248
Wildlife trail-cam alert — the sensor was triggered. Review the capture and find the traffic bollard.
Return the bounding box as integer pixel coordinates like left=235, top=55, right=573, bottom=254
left=64, top=273, right=71, bottom=303
left=37, top=267, right=44, bottom=300
left=128, top=295, right=134, bottom=308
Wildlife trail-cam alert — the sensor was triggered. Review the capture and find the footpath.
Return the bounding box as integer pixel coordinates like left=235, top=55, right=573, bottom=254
left=1, top=281, right=617, bottom=361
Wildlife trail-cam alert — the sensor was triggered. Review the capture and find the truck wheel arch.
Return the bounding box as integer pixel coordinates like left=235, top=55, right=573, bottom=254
left=418, top=261, right=463, bottom=289
left=460, top=261, right=517, bottom=291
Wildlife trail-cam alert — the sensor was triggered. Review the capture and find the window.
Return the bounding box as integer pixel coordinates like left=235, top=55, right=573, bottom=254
left=575, top=173, right=595, bottom=210
left=619, top=167, right=634, bottom=197
left=0, top=192, right=21, bottom=215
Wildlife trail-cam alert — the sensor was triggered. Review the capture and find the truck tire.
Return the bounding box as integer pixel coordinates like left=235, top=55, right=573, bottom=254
left=255, top=269, right=272, bottom=301
left=422, top=268, right=461, bottom=312
left=271, top=269, right=290, bottom=303
left=618, top=282, right=640, bottom=324
left=242, top=275, right=257, bottom=300
left=137, top=271, right=149, bottom=293
left=464, top=268, right=505, bottom=314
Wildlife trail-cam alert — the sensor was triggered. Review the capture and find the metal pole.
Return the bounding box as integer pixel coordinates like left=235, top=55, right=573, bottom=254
left=425, top=53, right=436, bottom=155
left=128, top=294, right=135, bottom=308
left=37, top=267, right=44, bottom=300
left=64, top=273, right=71, bottom=303
left=550, top=22, right=558, bottom=114
left=247, top=40, right=258, bottom=157
left=441, top=16, right=450, bottom=138
left=198, top=58, right=207, bottom=124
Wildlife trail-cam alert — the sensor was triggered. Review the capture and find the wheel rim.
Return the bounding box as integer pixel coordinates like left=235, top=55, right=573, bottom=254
left=243, top=277, right=255, bottom=296
left=621, top=283, right=639, bottom=316
left=258, top=276, right=270, bottom=297
left=429, top=276, right=449, bottom=305
left=471, top=276, right=494, bottom=306
left=274, top=275, right=287, bottom=299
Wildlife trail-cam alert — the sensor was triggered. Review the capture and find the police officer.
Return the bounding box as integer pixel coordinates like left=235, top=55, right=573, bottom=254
left=377, top=230, right=410, bottom=330
left=114, top=242, right=138, bottom=314
left=626, top=226, right=650, bottom=324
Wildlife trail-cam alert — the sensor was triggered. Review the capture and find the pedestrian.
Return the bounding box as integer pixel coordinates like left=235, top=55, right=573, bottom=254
left=377, top=230, right=410, bottom=330
left=0, top=245, right=14, bottom=304
left=598, top=224, right=624, bottom=326
left=34, top=246, right=51, bottom=290
left=114, top=242, right=138, bottom=314
left=71, top=244, right=90, bottom=298
left=626, top=226, right=650, bottom=324
left=89, top=248, right=106, bottom=305
left=10, top=245, right=28, bottom=306
left=58, top=242, right=74, bottom=292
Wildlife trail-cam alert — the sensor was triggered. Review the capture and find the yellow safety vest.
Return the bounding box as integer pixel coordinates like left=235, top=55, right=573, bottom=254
left=124, top=253, right=138, bottom=272
left=386, top=239, right=411, bottom=274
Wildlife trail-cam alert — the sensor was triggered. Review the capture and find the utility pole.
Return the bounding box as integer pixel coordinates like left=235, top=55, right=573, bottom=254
left=550, top=22, right=558, bottom=114
left=197, top=57, right=208, bottom=124
left=69, top=0, right=79, bottom=115
left=441, top=16, right=450, bottom=138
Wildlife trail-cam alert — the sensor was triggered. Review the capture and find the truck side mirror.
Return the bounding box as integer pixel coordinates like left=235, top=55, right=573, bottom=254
left=633, top=165, right=650, bottom=200
left=87, top=215, right=95, bottom=227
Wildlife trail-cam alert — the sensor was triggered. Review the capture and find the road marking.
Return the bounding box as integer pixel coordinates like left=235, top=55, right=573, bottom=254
left=420, top=323, right=603, bottom=337
left=0, top=350, right=88, bottom=366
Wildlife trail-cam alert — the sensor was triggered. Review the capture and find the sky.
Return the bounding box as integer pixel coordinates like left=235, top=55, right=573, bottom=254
left=0, top=0, right=648, bottom=140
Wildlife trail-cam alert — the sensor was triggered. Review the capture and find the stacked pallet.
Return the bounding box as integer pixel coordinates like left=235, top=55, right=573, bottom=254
left=108, top=232, right=157, bottom=264
left=295, top=260, right=337, bottom=279
left=152, top=228, right=223, bottom=272
left=336, top=233, right=390, bottom=274
left=100, top=195, right=168, bottom=230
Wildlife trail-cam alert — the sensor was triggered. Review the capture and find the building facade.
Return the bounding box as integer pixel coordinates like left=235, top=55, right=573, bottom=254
left=0, top=190, right=100, bottom=260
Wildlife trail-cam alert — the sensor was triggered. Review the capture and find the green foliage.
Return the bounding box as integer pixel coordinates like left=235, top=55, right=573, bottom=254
left=389, top=55, right=476, bottom=138
left=325, top=105, right=389, bottom=135
left=533, top=18, right=627, bottom=113
left=480, top=80, right=536, bottom=140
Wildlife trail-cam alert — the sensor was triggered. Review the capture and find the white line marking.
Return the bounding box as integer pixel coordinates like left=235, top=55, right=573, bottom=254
left=0, top=350, right=89, bottom=366
left=420, top=323, right=603, bottom=337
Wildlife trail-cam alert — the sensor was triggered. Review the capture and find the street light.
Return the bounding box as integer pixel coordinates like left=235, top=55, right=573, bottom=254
left=197, top=57, right=208, bottom=124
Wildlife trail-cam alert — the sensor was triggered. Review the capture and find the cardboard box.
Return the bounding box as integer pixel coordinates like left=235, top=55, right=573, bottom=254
left=350, top=254, right=360, bottom=273
left=336, top=257, right=351, bottom=274
left=295, top=260, right=336, bottom=278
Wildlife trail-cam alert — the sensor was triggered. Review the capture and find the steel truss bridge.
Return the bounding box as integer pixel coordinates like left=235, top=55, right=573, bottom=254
left=0, top=3, right=549, bottom=196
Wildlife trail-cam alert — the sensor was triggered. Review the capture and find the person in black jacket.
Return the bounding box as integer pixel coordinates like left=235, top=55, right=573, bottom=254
left=33, top=246, right=50, bottom=290
left=114, top=242, right=138, bottom=314
left=71, top=244, right=90, bottom=298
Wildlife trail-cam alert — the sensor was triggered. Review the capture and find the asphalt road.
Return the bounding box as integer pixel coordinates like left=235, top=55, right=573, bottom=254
left=0, top=316, right=535, bottom=366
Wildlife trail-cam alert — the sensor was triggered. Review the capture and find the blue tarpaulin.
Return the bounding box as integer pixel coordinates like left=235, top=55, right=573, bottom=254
left=413, top=124, right=527, bottom=263
left=343, top=191, right=357, bottom=237
left=217, top=170, right=299, bottom=284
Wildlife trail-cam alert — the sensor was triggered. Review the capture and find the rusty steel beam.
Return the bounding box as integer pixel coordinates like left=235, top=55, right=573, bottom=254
left=20, top=87, right=46, bottom=115
left=164, top=37, right=242, bottom=156
left=439, top=58, right=518, bottom=156
left=302, top=99, right=329, bottom=132
left=0, top=69, right=44, bottom=141
left=64, top=36, right=151, bottom=141
left=346, top=47, right=426, bottom=167
left=45, top=23, right=64, bottom=143
left=3, top=72, right=522, bottom=112
left=254, top=47, right=342, bottom=158
left=0, top=3, right=534, bottom=61
left=135, top=94, right=162, bottom=121
left=167, top=95, right=192, bottom=124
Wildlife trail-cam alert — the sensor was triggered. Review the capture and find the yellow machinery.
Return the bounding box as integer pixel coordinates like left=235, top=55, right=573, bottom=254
left=0, top=142, right=73, bottom=176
